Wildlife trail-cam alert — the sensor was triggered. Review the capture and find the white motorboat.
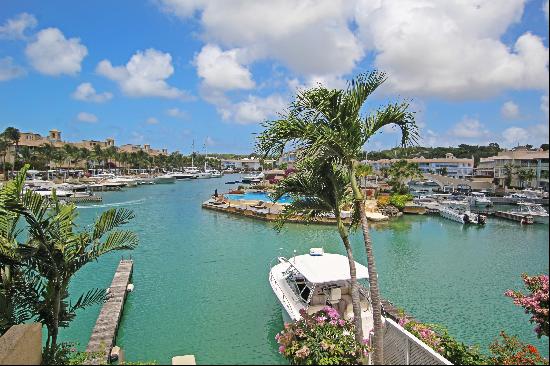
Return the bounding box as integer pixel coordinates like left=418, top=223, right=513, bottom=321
left=196, top=172, right=212, bottom=179
left=438, top=205, right=486, bottom=225
left=205, top=169, right=222, bottom=178
left=269, top=248, right=373, bottom=336
left=169, top=171, right=194, bottom=180
left=468, top=192, right=492, bottom=207
left=182, top=167, right=200, bottom=179
left=509, top=202, right=549, bottom=224
left=242, top=172, right=264, bottom=183
left=26, top=186, right=73, bottom=198
left=154, top=174, right=176, bottom=184
left=107, top=177, right=138, bottom=188
left=439, top=198, right=469, bottom=211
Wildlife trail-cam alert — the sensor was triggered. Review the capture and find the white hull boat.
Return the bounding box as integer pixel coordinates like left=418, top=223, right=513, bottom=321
left=196, top=172, right=212, bottom=179
left=439, top=206, right=486, bottom=225
left=242, top=172, right=264, bottom=183
left=468, top=192, right=492, bottom=207
left=269, top=248, right=374, bottom=337
left=509, top=202, right=549, bottom=224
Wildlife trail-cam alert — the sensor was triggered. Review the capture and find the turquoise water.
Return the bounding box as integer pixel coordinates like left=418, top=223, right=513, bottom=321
left=225, top=192, right=293, bottom=203
left=61, top=174, right=549, bottom=364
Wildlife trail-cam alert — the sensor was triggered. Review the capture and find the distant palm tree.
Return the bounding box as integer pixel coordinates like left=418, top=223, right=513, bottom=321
left=503, top=163, right=515, bottom=188
left=257, top=71, right=418, bottom=364
left=273, top=158, right=366, bottom=342
left=523, top=169, right=536, bottom=188
left=356, top=163, right=374, bottom=187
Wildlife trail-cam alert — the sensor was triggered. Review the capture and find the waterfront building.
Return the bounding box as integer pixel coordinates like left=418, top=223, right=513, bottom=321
left=4, top=129, right=168, bottom=168
left=220, top=157, right=275, bottom=171
left=475, top=147, right=549, bottom=190
left=367, top=153, right=474, bottom=178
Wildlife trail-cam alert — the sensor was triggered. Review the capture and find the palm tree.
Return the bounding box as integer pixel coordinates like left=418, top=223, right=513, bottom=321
left=356, top=163, right=374, bottom=188
left=523, top=169, right=536, bottom=188
left=2, top=165, right=138, bottom=358
left=503, top=163, right=515, bottom=188
left=16, top=146, right=36, bottom=170
left=387, top=160, right=422, bottom=194
left=38, top=143, right=56, bottom=171
left=273, top=157, right=365, bottom=342
left=257, top=71, right=418, bottom=364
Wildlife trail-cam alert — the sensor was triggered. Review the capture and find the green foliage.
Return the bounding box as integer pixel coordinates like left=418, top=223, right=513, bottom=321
left=386, top=160, right=422, bottom=194
left=489, top=331, right=548, bottom=365
left=0, top=165, right=138, bottom=355
left=367, top=143, right=502, bottom=165
left=389, top=194, right=413, bottom=209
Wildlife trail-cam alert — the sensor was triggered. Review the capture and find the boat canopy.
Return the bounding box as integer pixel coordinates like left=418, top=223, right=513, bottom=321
left=288, top=253, right=369, bottom=284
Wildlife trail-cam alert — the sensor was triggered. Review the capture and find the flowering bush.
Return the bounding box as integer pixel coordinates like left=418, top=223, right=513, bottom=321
left=489, top=331, right=548, bottom=365
left=505, top=273, right=549, bottom=338
left=399, top=318, right=487, bottom=365
left=276, top=307, right=370, bottom=365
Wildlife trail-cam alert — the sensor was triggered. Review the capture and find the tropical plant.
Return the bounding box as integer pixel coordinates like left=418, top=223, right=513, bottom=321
left=505, top=273, right=549, bottom=338
left=0, top=165, right=138, bottom=357
left=257, top=71, right=418, bottom=364
left=355, top=163, right=373, bottom=188
left=489, top=331, right=548, bottom=365
left=272, top=158, right=365, bottom=342
left=399, top=318, right=487, bottom=365
left=388, top=194, right=414, bottom=209
left=276, top=306, right=370, bottom=365
left=503, top=163, right=515, bottom=188
left=387, top=160, right=422, bottom=194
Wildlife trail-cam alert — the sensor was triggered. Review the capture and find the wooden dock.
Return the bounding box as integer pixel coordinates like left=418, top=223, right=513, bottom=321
left=85, top=259, right=133, bottom=363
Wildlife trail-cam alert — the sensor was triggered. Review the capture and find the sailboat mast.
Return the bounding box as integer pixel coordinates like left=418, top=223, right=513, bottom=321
left=191, top=140, right=195, bottom=167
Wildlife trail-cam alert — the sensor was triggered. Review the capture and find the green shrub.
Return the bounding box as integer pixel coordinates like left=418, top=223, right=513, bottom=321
left=389, top=194, right=413, bottom=209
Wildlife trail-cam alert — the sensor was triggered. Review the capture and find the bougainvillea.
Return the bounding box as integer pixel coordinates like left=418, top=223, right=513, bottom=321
left=489, top=331, right=548, bottom=365
left=505, top=273, right=549, bottom=338
left=275, top=306, right=370, bottom=365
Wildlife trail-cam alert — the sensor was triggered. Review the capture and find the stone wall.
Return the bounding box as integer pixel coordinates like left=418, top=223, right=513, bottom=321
left=0, top=323, right=42, bottom=365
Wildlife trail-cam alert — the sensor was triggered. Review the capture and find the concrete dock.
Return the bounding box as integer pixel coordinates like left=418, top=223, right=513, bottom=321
left=85, top=259, right=133, bottom=363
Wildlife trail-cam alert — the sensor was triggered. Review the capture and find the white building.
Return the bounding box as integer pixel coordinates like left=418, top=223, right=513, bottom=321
left=367, top=153, right=474, bottom=179
left=220, top=157, right=276, bottom=171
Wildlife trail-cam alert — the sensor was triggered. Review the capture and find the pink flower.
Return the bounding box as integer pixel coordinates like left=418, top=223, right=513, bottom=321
left=278, top=345, right=286, bottom=353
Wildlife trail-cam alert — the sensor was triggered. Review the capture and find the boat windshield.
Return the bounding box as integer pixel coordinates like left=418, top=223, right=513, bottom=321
left=284, top=267, right=313, bottom=304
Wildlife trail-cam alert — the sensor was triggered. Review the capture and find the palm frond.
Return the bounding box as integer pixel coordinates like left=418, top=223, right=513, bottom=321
left=92, top=208, right=135, bottom=240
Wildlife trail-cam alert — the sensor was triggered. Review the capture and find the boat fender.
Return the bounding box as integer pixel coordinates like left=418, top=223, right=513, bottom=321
left=127, top=283, right=134, bottom=292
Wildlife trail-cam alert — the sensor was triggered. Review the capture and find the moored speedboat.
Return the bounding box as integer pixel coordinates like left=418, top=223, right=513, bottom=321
left=468, top=192, right=492, bottom=207
left=269, top=248, right=373, bottom=336
left=242, top=172, right=264, bottom=183
left=205, top=169, right=222, bottom=178
left=509, top=202, right=549, bottom=224
left=438, top=205, right=486, bottom=225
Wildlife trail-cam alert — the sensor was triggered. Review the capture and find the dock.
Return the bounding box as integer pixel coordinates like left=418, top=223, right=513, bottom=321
left=63, top=195, right=102, bottom=203
left=494, top=211, right=534, bottom=224
left=85, top=259, right=134, bottom=363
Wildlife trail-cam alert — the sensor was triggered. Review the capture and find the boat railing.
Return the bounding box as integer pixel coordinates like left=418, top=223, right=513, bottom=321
left=269, top=271, right=298, bottom=320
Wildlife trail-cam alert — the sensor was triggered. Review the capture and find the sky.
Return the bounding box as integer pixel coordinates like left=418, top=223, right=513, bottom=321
left=0, top=0, right=548, bottom=155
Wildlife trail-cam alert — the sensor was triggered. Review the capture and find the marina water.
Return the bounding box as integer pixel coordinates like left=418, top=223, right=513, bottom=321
left=62, top=174, right=549, bottom=364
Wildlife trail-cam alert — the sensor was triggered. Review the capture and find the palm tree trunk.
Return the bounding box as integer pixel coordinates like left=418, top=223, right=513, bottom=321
left=336, top=216, right=364, bottom=344
left=350, top=161, right=384, bottom=365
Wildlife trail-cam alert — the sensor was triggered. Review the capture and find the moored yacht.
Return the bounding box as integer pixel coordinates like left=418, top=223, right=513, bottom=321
left=468, top=192, right=492, bottom=207
left=205, top=169, right=222, bottom=178
left=154, top=174, right=176, bottom=184
left=269, top=248, right=373, bottom=336
left=438, top=203, right=486, bottom=225
left=242, top=172, right=264, bottom=184
left=509, top=202, right=549, bottom=224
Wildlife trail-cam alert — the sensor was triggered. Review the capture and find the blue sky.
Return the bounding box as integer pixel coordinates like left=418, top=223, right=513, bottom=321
left=0, top=0, right=548, bottom=154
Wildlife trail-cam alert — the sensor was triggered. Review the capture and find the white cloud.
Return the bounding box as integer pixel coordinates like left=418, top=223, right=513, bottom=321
left=146, top=117, right=159, bottom=125
left=502, top=126, right=529, bottom=145
left=0, top=13, right=37, bottom=40
left=166, top=107, right=187, bottom=119
left=77, top=112, right=98, bottom=123
left=160, top=0, right=363, bottom=79
left=356, top=0, right=548, bottom=99
left=501, top=124, right=549, bottom=147
left=96, top=48, right=190, bottom=99
left=72, top=82, right=113, bottom=103
left=195, top=44, right=254, bottom=90
left=0, top=57, right=26, bottom=81
left=541, top=95, right=549, bottom=116
left=25, top=28, right=87, bottom=76
left=449, top=116, right=489, bottom=139
left=219, top=94, right=286, bottom=124
left=501, top=101, right=520, bottom=120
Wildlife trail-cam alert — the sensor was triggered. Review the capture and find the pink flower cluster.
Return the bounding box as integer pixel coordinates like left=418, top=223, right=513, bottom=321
left=505, top=273, right=549, bottom=338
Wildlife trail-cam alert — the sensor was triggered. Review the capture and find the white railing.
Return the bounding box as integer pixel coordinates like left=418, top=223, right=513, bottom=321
left=373, top=318, right=453, bottom=365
